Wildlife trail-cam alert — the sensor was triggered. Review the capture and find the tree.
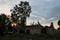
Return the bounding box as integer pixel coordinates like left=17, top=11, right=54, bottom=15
left=0, top=14, right=7, bottom=36
left=6, top=17, right=13, bottom=32
left=58, top=20, right=60, bottom=28
left=0, top=14, right=7, bottom=30
left=50, top=22, right=54, bottom=29
left=10, top=1, right=31, bottom=30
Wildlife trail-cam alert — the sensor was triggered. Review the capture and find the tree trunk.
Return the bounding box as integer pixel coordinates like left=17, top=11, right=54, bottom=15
left=20, top=17, right=26, bottom=30
left=19, top=17, right=26, bottom=34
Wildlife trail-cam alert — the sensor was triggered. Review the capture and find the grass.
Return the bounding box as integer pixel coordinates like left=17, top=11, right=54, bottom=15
left=0, top=34, right=60, bottom=40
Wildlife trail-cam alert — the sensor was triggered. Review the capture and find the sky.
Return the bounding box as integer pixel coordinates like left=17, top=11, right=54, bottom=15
left=0, top=0, right=60, bottom=29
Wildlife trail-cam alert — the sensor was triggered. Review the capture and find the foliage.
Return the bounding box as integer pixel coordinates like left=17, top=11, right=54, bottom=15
left=58, top=20, right=60, bottom=26
left=10, top=1, right=31, bottom=28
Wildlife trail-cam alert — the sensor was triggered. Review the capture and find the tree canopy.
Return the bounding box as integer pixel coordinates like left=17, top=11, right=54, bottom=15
left=10, top=1, right=31, bottom=26
left=58, top=20, right=60, bottom=27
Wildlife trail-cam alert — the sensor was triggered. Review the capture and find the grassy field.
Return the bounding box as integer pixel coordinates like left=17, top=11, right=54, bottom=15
left=0, top=34, right=60, bottom=40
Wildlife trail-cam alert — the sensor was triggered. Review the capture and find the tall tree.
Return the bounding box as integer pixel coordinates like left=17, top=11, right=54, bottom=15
left=0, top=14, right=7, bottom=36
left=10, top=1, right=31, bottom=29
left=0, top=14, right=7, bottom=28
left=58, top=20, right=60, bottom=28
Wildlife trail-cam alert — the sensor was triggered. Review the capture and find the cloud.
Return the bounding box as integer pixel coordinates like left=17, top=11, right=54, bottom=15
left=0, top=4, right=11, bottom=15
left=49, top=7, right=60, bottom=18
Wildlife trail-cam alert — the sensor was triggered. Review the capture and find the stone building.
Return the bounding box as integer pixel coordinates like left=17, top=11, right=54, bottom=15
left=25, top=22, right=43, bottom=35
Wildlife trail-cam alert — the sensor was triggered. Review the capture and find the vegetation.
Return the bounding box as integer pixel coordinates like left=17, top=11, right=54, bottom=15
left=10, top=1, right=31, bottom=28
left=58, top=20, right=60, bottom=27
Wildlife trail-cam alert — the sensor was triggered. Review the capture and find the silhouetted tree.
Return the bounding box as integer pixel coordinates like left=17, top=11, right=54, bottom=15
left=10, top=1, right=31, bottom=32
left=0, top=14, right=7, bottom=36
left=58, top=20, right=60, bottom=28
left=0, top=14, right=7, bottom=31
left=50, top=22, right=54, bottom=28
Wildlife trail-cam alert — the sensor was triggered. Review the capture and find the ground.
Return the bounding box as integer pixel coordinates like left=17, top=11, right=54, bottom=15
left=0, top=34, right=60, bottom=40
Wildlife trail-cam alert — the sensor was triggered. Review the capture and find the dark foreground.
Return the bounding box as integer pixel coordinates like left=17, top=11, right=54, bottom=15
left=0, top=34, right=60, bottom=40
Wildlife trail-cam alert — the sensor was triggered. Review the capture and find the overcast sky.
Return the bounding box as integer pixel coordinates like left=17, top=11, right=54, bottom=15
left=0, top=0, right=60, bottom=29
